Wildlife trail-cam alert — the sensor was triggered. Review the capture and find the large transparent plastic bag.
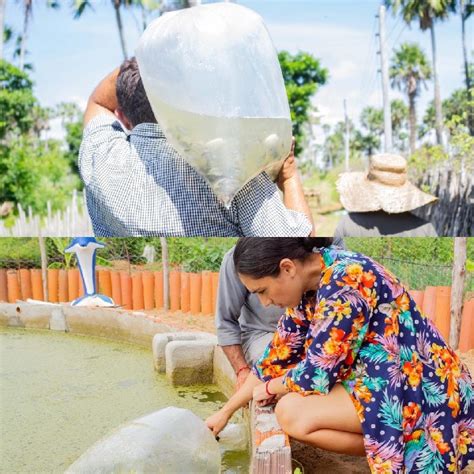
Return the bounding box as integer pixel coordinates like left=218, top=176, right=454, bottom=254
left=136, top=3, right=292, bottom=206
left=66, top=407, right=221, bottom=473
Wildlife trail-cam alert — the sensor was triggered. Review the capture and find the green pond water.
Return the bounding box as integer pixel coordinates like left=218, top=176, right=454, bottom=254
left=0, top=328, right=248, bottom=473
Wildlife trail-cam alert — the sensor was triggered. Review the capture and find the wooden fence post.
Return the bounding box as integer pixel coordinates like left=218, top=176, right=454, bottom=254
left=160, top=237, right=169, bottom=311
left=449, top=237, right=467, bottom=349
left=38, top=234, right=48, bottom=301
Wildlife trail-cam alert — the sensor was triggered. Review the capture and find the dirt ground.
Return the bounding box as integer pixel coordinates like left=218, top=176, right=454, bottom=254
left=138, top=308, right=217, bottom=334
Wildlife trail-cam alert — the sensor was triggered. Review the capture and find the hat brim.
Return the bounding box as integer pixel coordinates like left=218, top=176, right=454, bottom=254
left=336, top=172, right=438, bottom=214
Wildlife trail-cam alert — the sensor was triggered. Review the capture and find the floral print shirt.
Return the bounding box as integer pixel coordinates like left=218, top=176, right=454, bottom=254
left=253, top=247, right=474, bottom=473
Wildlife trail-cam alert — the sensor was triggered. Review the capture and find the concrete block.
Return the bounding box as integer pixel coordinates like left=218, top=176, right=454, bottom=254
left=165, top=340, right=215, bottom=385
left=213, top=345, right=237, bottom=398
left=152, top=332, right=216, bottom=373
left=152, top=334, right=172, bottom=372
left=49, top=307, right=68, bottom=331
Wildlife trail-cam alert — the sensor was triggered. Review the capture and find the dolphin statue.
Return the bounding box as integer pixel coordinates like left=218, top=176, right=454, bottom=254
left=65, top=237, right=114, bottom=307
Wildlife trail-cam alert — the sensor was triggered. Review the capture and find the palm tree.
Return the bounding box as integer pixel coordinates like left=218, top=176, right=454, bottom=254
left=385, top=0, right=456, bottom=147
left=390, top=99, right=409, bottom=152
left=17, top=1, right=59, bottom=71
left=358, top=106, right=384, bottom=156
left=460, top=0, right=473, bottom=134
left=390, top=43, right=432, bottom=155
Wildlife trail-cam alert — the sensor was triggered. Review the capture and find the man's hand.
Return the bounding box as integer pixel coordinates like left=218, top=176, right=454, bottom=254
left=276, top=138, right=298, bottom=191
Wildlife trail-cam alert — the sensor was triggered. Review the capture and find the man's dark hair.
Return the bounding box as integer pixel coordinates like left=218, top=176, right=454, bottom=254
left=116, top=57, right=157, bottom=127
left=233, top=237, right=333, bottom=279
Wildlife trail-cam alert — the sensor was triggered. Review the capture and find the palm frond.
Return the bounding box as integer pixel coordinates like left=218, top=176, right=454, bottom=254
left=415, top=442, right=444, bottom=474
left=380, top=390, right=403, bottom=430
left=311, top=367, right=330, bottom=394
left=359, top=343, right=389, bottom=364
left=422, top=381, right=447, bottom=407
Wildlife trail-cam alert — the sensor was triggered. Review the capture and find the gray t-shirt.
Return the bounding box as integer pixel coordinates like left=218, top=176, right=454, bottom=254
left=215, top=248, right=283, bottom=348
left=334, top=211, right=438, bottom=239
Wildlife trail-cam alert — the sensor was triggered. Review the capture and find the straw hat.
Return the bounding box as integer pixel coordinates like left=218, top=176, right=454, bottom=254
left=336, top=154, right=437, bottom=214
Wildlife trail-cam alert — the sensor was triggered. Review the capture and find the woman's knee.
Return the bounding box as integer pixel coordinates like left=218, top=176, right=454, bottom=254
left=275, top=393, right=314, bottom=439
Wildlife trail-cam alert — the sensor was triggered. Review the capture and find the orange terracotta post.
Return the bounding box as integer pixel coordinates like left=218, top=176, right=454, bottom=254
left=142, top=271, right=155, bottom=310
left=422, top=286, right=437, bottom=322
left=459, top=299, right=474, bottom=352
left=19, top=269, right=32, bottom=301
left=0, top=269, right=7, bottom=302
left=154, top=271, right=164, bottom=309
left=180, top=272, right=190, bottom=313
left=120, top=272, right=132, bottom=310
left=47, top=269, right=59, bottom=303
left=78, top=271, right=85, bottom=297
left=30, top=269, right=44, bottom=301
left=201, top=271, right=213, bottom=315
left=132, top=273, right=144, bottom=310
left=7, top=270, right=20, bottom=303
left=190, top=273, right=202, bottom=315
left=67, top=269, right=79, bottom=301
left=435, top=286, right=451, bottom=341
left=211, top=272, right=219, bottom=312
left=110, top=271, right=122, bottom=306
left=410, top=290, right=424, bottom=311
left=58, top=269, right=69, bottom=302
left=98, top=270, right=113, bottom=298
left=169, top=271, right=181, bottom=312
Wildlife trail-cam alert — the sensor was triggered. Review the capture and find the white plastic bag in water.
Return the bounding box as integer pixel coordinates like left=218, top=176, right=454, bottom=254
left=136, top=3, right=292, bottom=205
left=66, top=407, right=221, bottom=473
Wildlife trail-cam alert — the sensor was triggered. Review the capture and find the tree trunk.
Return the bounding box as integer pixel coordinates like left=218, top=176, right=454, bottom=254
left=0, top=0, right=6, bottom=61
left=461, top=1, right=474, bottom=135
left=430, top=24, right=444, bottom=147
left=408, top=91, right=417, bottom=156
left=449, top=238, right=467, bottom=349
left=19, top=2, right=32, bottom=71
left=113, top=0, right=128, bottom=60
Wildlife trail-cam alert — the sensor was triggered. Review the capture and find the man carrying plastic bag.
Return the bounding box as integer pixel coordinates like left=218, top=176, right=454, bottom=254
left=78, top=4, right=314, bottom=237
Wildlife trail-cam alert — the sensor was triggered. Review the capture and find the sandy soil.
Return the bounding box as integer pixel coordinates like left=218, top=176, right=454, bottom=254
left=140, top=309, right=217, bottom=334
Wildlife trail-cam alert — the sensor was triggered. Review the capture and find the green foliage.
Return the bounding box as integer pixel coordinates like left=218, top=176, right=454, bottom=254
left=346, top=237, right=463, bottom=264
left=0, top=136, right=81, bottom=214
left=278, top=51, right=328, bottom=155
left=410, top=103, right=474, bottom=176
left=0, top=238, right=41, bottom=268
left=422, top=87, right=473, bottom=136
left=55, top=102, right=84, bottom=178
left=0, top=60, right=37, bottom=139
left=46, top=238, right=77, bottom=270
left=167, top=238, right=236, bottom=272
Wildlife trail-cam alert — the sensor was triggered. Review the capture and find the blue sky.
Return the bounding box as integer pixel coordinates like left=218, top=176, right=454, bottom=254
left=4, top=0, right=472, bottom=135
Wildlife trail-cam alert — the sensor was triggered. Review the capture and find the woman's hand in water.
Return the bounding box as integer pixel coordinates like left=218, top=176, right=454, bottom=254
left=205, top=408, right=232, bottom=437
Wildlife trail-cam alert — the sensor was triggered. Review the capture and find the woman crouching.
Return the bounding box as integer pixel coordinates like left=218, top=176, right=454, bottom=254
left=205, top=237, right=474, bottom=473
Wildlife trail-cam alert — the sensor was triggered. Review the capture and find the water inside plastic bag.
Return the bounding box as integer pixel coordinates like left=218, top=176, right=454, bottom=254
left=136, top=3, right=292, bottom=206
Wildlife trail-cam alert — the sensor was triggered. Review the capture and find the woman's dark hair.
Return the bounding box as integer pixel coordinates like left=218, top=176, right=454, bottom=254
left=233, top=238, right=333, bottom=278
